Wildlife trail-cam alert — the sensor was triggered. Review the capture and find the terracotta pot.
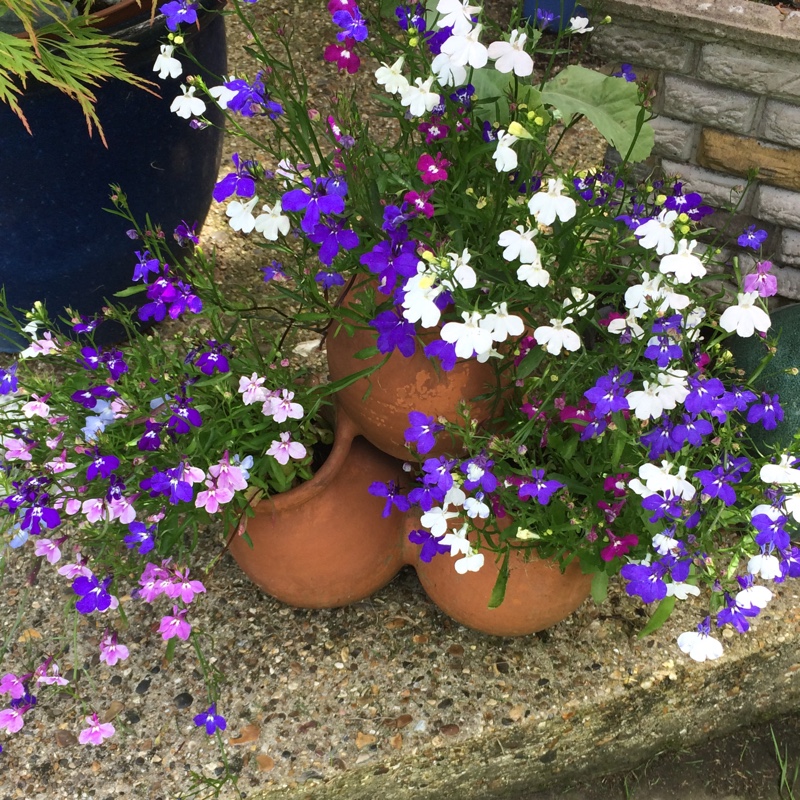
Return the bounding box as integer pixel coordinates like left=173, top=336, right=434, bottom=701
left=326, top=309, right=504, bottom=461
left=228, top=413, right=407, bottom=608
left=408, top=531, right=592, bottom=636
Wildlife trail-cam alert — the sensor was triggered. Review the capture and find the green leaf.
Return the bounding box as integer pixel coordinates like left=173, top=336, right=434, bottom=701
left=516, top=345, right=545, bottom=379
left=541, top=66, right=654, bottom=163
left=471, top=67, right=513, bottom=124
left=591, top=570, right=608, bottom=604
left=488, top=550, right=510, bottom=609
left=164, top=636, right=177, bottom=663
left=353, top=345, right=379, bottom=360
left=637, top=595, right=677, bottom=638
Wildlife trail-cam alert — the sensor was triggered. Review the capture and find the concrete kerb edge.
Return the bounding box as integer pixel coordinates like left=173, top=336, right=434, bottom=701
left=252, top=636, right=800, bottom=800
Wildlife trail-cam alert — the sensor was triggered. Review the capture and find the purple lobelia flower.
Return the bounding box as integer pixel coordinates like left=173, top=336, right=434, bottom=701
left=738, top=225, right=768, bottom=250
left=307, top=217, right=360, bottom=266
left=404, top=411, right=444, bottom=455
left=423, top=339, right=457, bottom=371
left=159, top=0, right=198, bottom=31
left=213, top=153, right=258, bottom=202
left=747, top=393, right=783, bottom=430
left=132, top=250, right=162, bottom=283
left=194, top=703, right=227, bottom=735
left=518, top=469, right=563, bottom=505
left=72, top=574, right=114, bottom=614
left=620, top=560, right=668, bottom=603
left=407, top=529, right=450, bottom=562
left=368, top=481, right=411, bottom=518
left=86, top=452, right=120, bottom=482
left=332, top=6, right=368, bottom=41
left=370, top=310, right=416, bottom=357
left=281, top=177, right=346, bottom=235
left=124, top=521, right=157, bottom=555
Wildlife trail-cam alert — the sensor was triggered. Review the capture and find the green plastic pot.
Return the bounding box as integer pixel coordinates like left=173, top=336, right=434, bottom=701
left=728, top=303, right=800, bottom=451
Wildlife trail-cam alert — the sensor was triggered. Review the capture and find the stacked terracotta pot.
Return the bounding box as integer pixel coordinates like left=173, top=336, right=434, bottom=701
left=228, top=326, right=593, bottom=636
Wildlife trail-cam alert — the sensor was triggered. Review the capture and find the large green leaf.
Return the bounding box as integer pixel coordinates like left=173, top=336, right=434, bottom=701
left=541, top=65, right=654, bottom=163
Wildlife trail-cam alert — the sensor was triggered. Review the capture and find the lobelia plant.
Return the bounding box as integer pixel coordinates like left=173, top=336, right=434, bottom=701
left=144, top=0, right=797, bottom=662
left=0, top=193, right=335, bottom=780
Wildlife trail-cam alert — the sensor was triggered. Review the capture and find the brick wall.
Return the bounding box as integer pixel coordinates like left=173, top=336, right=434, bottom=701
left=590, top=0, right=800, bottom=301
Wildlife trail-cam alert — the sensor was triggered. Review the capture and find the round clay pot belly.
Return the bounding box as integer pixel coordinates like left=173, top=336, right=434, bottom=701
left=410, top=541, right=593, bottom=637
left=228, top=415, right=407, bottom=608
left=326, top=319, right=502, bottom=461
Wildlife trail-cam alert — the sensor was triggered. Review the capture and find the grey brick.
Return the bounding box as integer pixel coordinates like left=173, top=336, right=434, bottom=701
left=661, top=160, right=751, bottom=209
left=780, top=229, right=800, bottom=267
left=591, top=24, right=696, bottom=72
left=700, top=43, right=800, bottom=102
left=661, top=75, right=757, bottom=134
left=762, top=100, right=800, bottom=148
left=754, top=186, right=800, bottom=230
left=650, top=116, right=698, bottom=160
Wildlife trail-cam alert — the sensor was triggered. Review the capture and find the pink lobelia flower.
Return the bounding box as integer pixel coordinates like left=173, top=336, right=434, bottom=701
left=78, top=713, right=115, bottom=745
left=99, top=631, right=130, bottom=666
left=0, top=707, right=25, bottom=734
left=416, top=152, right=450, bottom=185
left=324, top=38, right=360, bottom=74
left=164, top=569, right=206, bottom=604
left=33, top=537, right=62, bottom=564
left=600, top=533, right=639, bottom=562
left=0, top=673, right=25, bottom=700
left=158, top=606, right=192, bottom=641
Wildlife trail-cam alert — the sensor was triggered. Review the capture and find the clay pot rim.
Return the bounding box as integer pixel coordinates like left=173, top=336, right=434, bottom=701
left=235, top=409, right=360, bottom=529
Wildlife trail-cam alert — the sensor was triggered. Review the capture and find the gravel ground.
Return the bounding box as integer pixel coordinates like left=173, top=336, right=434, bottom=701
left=7, top=4, right=793, bottom=800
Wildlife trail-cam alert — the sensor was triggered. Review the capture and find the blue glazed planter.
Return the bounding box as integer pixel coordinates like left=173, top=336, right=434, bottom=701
left=522, top=0, right=585, bottom=31
left=0, top=1, right=226, bottom=351
left=728, top=304, right=800, bottom=451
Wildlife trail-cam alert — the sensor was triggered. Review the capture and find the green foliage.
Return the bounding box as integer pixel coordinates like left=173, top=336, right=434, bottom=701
left=0, top=0, right=154, bottom=141
left=542, top=65, right=655, bottom=162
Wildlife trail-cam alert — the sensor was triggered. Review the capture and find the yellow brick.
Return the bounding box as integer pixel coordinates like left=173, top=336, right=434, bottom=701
left=697, top=128, right=800, bottom=192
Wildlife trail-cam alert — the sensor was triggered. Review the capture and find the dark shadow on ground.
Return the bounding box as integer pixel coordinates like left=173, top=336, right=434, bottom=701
left=521, top=712, right=800, bottom=800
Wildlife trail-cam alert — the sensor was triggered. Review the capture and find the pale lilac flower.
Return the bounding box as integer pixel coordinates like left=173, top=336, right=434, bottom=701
left=195, top=480, right=235, bottom=514
left=36, top=663, right=68, bottom=687
left=268, top=389, right=304, bottom=423
left=99, top=631, right=130, bottom=666
left=267, top=432, right=308, bottom=465
left=78, top=713, right=115, bottom=745
left=33, top=538, right=62, bottom=564
left=238, top=373, right=268, bottom=405
left=208, top=452, right=248, bottom=492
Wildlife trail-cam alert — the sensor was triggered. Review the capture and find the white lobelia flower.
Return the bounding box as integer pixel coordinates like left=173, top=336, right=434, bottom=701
left=209, top=81, right=237, bottom=109
left=436, top=0, right=482, bottom=36
left=567, top=15, right=594, bottom=34
left=656, top=286, right=692, bottom=314
left=480, top=302, right=525, bottom=342
left=562, top=287, right=596, bottom=317
left=402, top=265, right=445, bottom=328
left=528, top=178, right=577, bottom=226
left=253, top=200, right=291, bottom=241
left=226, top=196, right=260, bottom=233
left=170, top=84, right=206, bottom=119
left=442, top=248, right=477, bottom=289
left=719, top=292, right=771, bottom=337
left=625, top=380, right=665, bottom=421
left=455, top=548, right=485, bottom=574
left=785, top=492, right=800, bottom=522
left=747, top=552, right=782, bottom=580
left=607, top=310, right=645, bottom=339
left=498, top=225, right=537, bottom=262
left=431, top=51, right=468, bottom=87
left=486, top=29, right=534, bottom=76
left=638, top=460, right=695, bottom=500
left=736, top=584, right=773, bottom=610
left=655, top=368, right=689, bottom=409
left=624, top=272, right=663, bottom=317
left=533, top=316, right=581, bottom=355
left=517, top=257, right=550, bottom=288
left=492, top=130, right=519, bottom=173
left=374, top=56, right=409, bottom=94
left=659, top=239, right=707, bottom=284
left=399, top=76, right=442, bottom=118
left=440, top=24, right=489, bottom=68
left=440, top=523, right=472, bottom=556
left=760, top=454, right=800, bottom=486
left=420, top=506, right=460, bottom=537
left=440, top=311, right=495, bottom=359
left=153, top=44, right=183, bottom=80
left=464, top=496, right=490, bottom=519
left=635, top=209, right=678, bottom=255
left=666, top=582, right=701, bottom=600
left=677, top=629, right=724, bottom=662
